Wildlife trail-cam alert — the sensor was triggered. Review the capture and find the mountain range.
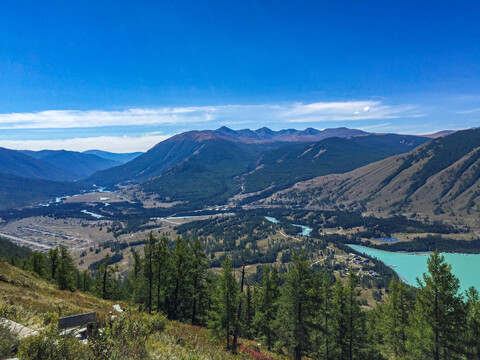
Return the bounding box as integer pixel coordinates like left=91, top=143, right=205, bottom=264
left=82, top=150, right=143, bottom=164
left=0, top=148, right=138, bottom=210
left=259, top=128, right=480, bottom=225
left=6, top=126, right=480, bottom=224
left=88, top=127, right=429, bottom=208
left=21, top=150, right=122, bottom=179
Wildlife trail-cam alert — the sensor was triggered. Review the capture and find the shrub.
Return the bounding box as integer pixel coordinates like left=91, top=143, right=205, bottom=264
left=18, top=325, right=87, bottom=360
left=0, top=322, right=18, bottom=359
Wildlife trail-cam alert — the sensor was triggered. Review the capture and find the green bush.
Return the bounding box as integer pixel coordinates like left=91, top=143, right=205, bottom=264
left=18, top=325, right=87, bottom=360
left=88, top=313, right=166, bottom=360
left=0, top=322, right=18, bottom=359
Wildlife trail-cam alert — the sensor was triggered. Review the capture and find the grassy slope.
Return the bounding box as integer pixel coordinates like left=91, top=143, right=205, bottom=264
left=243, top=134, right=429, bottom=194
left=0, top=261, right=282, bottom=359
left=260, top=129, right=480, bottom=227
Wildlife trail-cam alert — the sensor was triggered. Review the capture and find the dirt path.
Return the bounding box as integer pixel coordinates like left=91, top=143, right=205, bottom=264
left=0, top=233, right=51, bottom=250
left=279, top=230, right=302, bottom=242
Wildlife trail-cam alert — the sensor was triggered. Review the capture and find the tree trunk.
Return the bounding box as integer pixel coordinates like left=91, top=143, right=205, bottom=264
left=232, top=262, right=245, bottom=353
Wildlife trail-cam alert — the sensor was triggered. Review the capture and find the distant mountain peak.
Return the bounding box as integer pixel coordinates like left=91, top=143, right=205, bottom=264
left=216, top=126, right=236, bottom=133
left=255, top=126, right=275, bottom=134
left=208, top=126, right=369, bottom=143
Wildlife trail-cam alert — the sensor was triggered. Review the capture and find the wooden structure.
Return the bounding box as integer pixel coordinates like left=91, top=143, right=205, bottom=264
left=58, top=312, right=96, bottom=338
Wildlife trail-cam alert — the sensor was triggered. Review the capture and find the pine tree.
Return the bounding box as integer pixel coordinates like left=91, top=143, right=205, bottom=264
left=254, top=265, right=280, bottom=350
left=154, top=236, right=170, bottom=313
left=316, top=271, right=334, bottom=360
left=344, top=271, right=366, bottom=359
left=48, top=247, right=59, bottom=280
left=56, top=246, right=76, bottom=291
left=232, top=260, right=245, bottom=353
left=465, top=286, right=480, bottom=359
left=210, top=256, right=238, bottom=352
left=332, top=278, right=348, bottom=360
left=190, top=238, right=207, bottom=325
left=243, top=284, right=255, bottom=340
left=277, top=254, right=313, bottom=360
left=144, top=232, right=156, bottom=314
left=377, top=278, right=413, bottom=359
left=407, top=250, right=466, bottom=360
left=78, top=269, right=92, bottom=292
left=169, top=237, right=191, bottom=320
left=125, top=250, right=146, bottom=307
left=31, top=251, right=45, bottom=277
left=95, top=253, right=118, bottom=300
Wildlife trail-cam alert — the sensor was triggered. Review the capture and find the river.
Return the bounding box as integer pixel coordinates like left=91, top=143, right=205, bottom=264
left=264, top=216, right=312, bottom=236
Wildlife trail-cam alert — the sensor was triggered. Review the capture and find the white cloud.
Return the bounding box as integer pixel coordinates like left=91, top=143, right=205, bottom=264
left=0, top=100, right=426, bottom=151
left=0, top=134, right=174, bottom=153
left=0, top=107, right=220, bottom=129
left=283, top=101, right=420, bottom=123
left=457, top=107, right=480, bottom=114
left=0, top=100, right=423, bottom=130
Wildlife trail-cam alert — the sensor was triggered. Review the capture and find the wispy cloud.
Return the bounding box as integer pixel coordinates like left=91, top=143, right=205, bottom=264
left=283, top=101, right=420, bottom=122
left=0, top=100, right=426, bottom=151
left=0, top=100, right=423, bottom=130
left=457, top=107, right=480, bottom=114
left=0, top=134, right=174, bottom=153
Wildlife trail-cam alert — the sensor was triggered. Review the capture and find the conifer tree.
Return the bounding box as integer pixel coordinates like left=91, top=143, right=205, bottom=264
left=377, top=278, right=413, bottom=359
left=408, top=250, right=466, bottom=360
left=210, top=256, right=238, bottom=352
left=254, top=265, right=280, bottom=350
left=243, top=284, right=255, bottom=340
left=316, top=271, right=334, bottom=360
left=170, top=237, right=191, bottom=320
left=31, top=251, right=45, bottom=277
left=332, top=278, right=348, bottom=359
left=95, top=253, right=118, bottom=300
left=144, top=232, right=156, bottom=314
left=190, top=237, right=207, bottom=325
left=232, top=260, right=246, bottom=353
left=277, top=254, right=313, bottom=360
left=78, top=269, right=92, bottom=292
left=48, top=247, right=59, bottom=280
left=465, top=286, right=480, bottom=359
left=154, top=236, right=170, bottom=313
left=125, top=250, right=146, bottom=306
left=344, top=271, right=366, bottom=359
left=56, top=246, right=76, bottom=291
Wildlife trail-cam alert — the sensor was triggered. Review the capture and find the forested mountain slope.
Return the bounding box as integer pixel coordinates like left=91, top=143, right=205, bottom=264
left=22, top=150, right=122, bottom=178
left=0, top=147, right=74, bottom=181
left=242, top=134, right=429, bottom=195
left=88, top=128, right=428, bottom=209
left=88, top=127, right=368, bottom=187
left=261, top=129, right=480, bottom=226
left=83, top=150, right=143, bottom=164
left=0, top=173, right=83, bottom=210
left=87, top=131, right=248, bottom=186
left=139, top=138, right=265, bottom=207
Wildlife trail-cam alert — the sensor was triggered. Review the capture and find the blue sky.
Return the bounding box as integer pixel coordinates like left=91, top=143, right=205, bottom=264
left=1, top=1, right=480, bottom=151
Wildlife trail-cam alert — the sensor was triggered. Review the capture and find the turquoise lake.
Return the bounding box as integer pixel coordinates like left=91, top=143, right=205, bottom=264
left=349, top=244, right=480, bottom=293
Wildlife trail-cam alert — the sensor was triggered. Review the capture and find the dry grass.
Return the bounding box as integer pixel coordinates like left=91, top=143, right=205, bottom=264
left=0, top=260, right=118, bottom=329
left=0, top=260, right=284, bottom=359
